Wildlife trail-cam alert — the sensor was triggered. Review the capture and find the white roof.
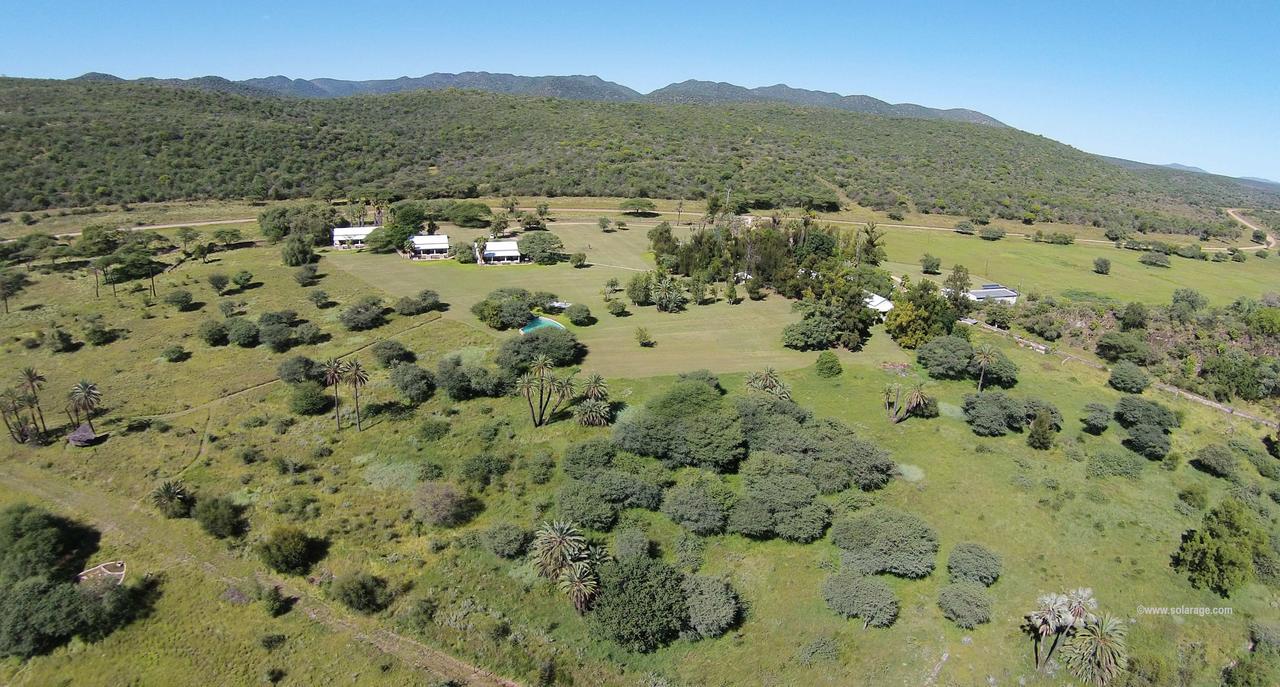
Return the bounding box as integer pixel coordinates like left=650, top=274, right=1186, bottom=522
left=410, top=234, right=449, bottom=248
left=968, top=284, right=1018, bottom=300
left=864, top=293, right=894, bottom=313
left=333, top=226, right=378, bottom=240
left=484, top=240, right=521, bottom=257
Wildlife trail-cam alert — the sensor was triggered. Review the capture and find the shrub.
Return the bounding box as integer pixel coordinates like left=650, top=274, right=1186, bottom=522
left=194, top=496, right=244, bottom=538
left=562, top=438, right=616, bottom=478
left=1093, top=257, right=1111, bottom=274
left=259, top=322, right=293, bottom=352
left=661, top=476, right=732, bottom=535
left=591, top=558, right=688, bottom=652
left=947, top=542, right=1001, bottom=585
left=1172, top=499, right=1266, bottom=596
left=917, top=336, right=973, bottom=379
left=815, top=351, right=842, bottom=377
left=781, top=315, right=841, bottom=351
left=1124, top=423, right=1171, bottom=459
left=978, top=226, right=1006, bottom=241
left=226, top=318, right=259, bottom=347
left=232, top=270, right=253, bottom=289
left=278, top=356, right=321, bottom=385
left=612, top=529, right=651, bottom=560
left=1027, top=411, right=1055, bottom=450
left=307, top=290, right=328, bottom=308
left=436, top=355, right=506, bottom=401
left=395, top=289, right=442, bottom=316
left=829, top=507, right=938, bottom=578
left=1178, top=484, right=1208, bottom=510
left=471, top=288, right=537, bottom=330
left=594, top=470, right=662, bottom=510
left=517, top=231, right=564, bottom=264
left=481, top=523, right=530, bottom=559
left=1114, top=396, right=1178, bottom=430
left=260, top=585, right=290, bottom=617
left=257, top=526, right=318, bottom=575
left=920, top=253, right=941, bottom=274
left=389, top=363, right=435, bottom=404
left=1108, top=361, right=1150, bottom=393
left=1139, top=251, right=1170, bottom=267
left=459, top=453, right=512, bottom=488
left=972, top=350, right=1019, bottom=388
left=412, top=481, right=476, bottom=527
left=495, top=327, right=584, bottom=372
left=821, top=571, right=899, bottom=628
left=682, top=575, right=740, bottom=639
left=1086, top=450, right=1146, bottom=479
left=163, top=289, right=193, bottom=310
left=569, top=252, right=587, bottom=268
left=289, top=381, right=330, bottom=415
left=293, top=264, right=318, bottom=286
left=198, top=319, right=228, bottom=346
left=331, top=572, right=392, bottom=614
left=161, top=345, right=186, bottom=362
left=208, top=273, right=230, bottom=293
left=558, top=482, right=618, bottom=531
left=961, top=392, right=1025, bottom=436
left=417, top=418, right=450, bottom=442
left=1081, top=402, right=1111, bottom=435
left=1096, top=331, right=1152, bottom=364
left=1192, top=444, right=1237, bottom=478
left=565, top=303, right=592, bottom=325
left=937, top=582, right=992, bottom=628
left=635, top=327, right=655, bottom=347
left=371, top=340, right=414, bottom=367
left=339, top=296, right=385, bottom=330
left=293, top=322, right=324, bottom=345
left=607, top=299, right=627, bottom=317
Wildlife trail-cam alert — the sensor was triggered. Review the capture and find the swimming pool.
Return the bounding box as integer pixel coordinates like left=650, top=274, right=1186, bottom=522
left=520, top=316, right=566, bottom=335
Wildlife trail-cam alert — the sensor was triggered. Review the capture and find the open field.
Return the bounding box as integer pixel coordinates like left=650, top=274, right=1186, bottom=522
left=1, top=199, right=1278, bottom=686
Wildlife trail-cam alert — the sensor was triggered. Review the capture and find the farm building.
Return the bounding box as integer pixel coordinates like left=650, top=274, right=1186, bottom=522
left=332, top=226, right=379, bottom=249
left=864, top=292, right=894, bottom=317
left=408, top=234, right=450, bottom=259
left=967, top=283, right=1019, bottom=304
left=477, top=239, right=523, bottom=264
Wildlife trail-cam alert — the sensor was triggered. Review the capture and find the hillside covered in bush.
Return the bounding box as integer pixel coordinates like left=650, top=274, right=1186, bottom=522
left=3, top=78, right=1278, bottom=235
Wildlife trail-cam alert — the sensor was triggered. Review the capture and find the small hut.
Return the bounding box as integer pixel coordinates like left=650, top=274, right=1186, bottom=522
left=67, top=423, right=97, bottom=447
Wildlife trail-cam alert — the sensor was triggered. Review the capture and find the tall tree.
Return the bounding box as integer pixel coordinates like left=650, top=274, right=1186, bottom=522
left=322, top=358, right=348, bottom=429
left=68, top=380, right=102, bottom=432
left=347, top=360, right=369, bottom=431
left=943, top=265, right=973, bottom=315
left=19, top=368, right=47, bottom=433
left=175, top=227, right=200, bottom=250
left=972, top=344, right=998, bottom=392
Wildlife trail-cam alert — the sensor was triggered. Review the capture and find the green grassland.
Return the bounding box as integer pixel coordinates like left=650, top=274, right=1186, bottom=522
left=1, top=215, right=1277, bottom=685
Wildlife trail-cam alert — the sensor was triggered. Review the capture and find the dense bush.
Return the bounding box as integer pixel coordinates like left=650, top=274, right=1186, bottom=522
left=389, top=363, right=435, bottom=404
left=412, top=481, right=476, bottom=527
left=436, top=355, right=506, bottom=400
left=495, top=328, right=584, bottom=372
left=194, top=496, right=244, bottom=538
left=682, top=575, right=741, bottom=639
left=821, top=571, right=899, bottom=628
left=917, top=335, right=973, bottom=379
left=1081, top=402, right=1111, bottom=434
left=330, top=572, right=392, bottom=614
left=1172, top=499, right=1267, bottom=596
left=278, top=356, right=322, bottom=385
left=947, top=542, right=1001, bottom=585
left=471, top=288, right=539, bottom=330
left=613, top=381, right=744, bottom=472
left=1096, top=331, right=1152, bottom=364
left=1108, top=361, right=1151, bottom=393
left=1113, top=396, right=1179, bottom=430
left=661, top=475, right=733, bottom=535
left=289, top=381, right=330, bottom=415
left=226, top=317, right=259, bottom=347
left=829, top=507, right=938, bottom=578
left=481, top=523, right=530, bottom=559
left=962, top=392, right=1025, bottom=436
left=163, top=289, right=194, bottom=310
left=394, top=289, right=442, bottom=316
left=1086, top=451, right=1146, bottom=479
left=257, top=526, right=318, bottom=575
left=1124, top=424, right=1171, bottom=459
left=937, top=581, right=992, bottom=628
left=815, top=350, right=843, bottom=377
left=565, top=303, right=592, bottom=325
left=371, top=340, right=414, bottom=367
left=562, top=438, right=617, bottom=478
left=594, top=470, right=663, bottom=511
left=781, top=315, right=841, bottom=351
left=339, top=296, right=386, bottom=330
left=1192, top=444, right=1237, bottom=478
left=517, top=231, right=564, bottom=264
left=558, top=482, right=619, bottom=530
left=591, top=558, right=688, bottom=652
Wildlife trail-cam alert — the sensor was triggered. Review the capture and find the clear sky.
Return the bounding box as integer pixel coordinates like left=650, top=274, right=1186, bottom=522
left=3, top=1, right=1277, bottom=180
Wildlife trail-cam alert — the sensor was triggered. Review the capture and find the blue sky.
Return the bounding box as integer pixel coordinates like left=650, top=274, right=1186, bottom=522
left=3, top=1, right=1277, bottom=180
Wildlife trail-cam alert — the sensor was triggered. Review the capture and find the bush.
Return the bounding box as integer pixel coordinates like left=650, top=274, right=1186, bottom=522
left=821, top=571, right=899, bottom=628
left=163, top=289, right=193, bottom=310
left=1192, top=444, right=1237, bottom=478
left=961, top=392, right=1025, bottom=436
left=471, top=288, right=538, bottom=330
left=1139, top=251, right=1170, bottom=267
left=289, top=381, right=330, bottom=415
left=1027, top=411, right=1055, bottom=450
left=389, top=363, right=435, bottom=404
left=371, top=340, right=414, bottom=367
left=1081, top=402, right=1111, bottom=434
left=1108, top=361, right=1150, bottom=393
left=394, top=289, right=442, bottom=316
left=259, top=322, right=293, bottom=352
left=829, top=507, right=938, bottom=578
left=459, top=453, right=512, bottom=488
left=661, top=476, right=732, bottom=535
left=517, top=231, right=564, bottom=264
left=198, top=319, right=228, bottom=346
left=1096, top=331, right=1152, bottom=364
left=591, top=558, right=688, bottom=652
left=920, top=253, right=941, bottom=274
left=436, top=355, right=506, bottom=401
left=917, top=336, right=973, bottom=379
left=1114, top=396, right=1178, bottom=430
left=562, top=438, right=616, bottom=478
left=682, top=575, right=740, bottom=639
left=781, top=314, right=841, bottom=351
left=1125, top=424, right=1171, bottom=459
left=607, top=299, right=627, bottom=317
left=937, top=582, right=992, bottom=628
left=417, top=418, right=450, bottom=442
left=558, top=482, right=618, bottom=530
left=208, top=273, right=230, bottom=293
left=331, top=572, right=392, bottom=614
left=1086, top=450, right=1146, bottom=479
left=339, top=296, right=385, bottom=330
left=293, top=264, right=318, bottom=286
left=412, top=481, right=476, bottom=527
left=257, top=526, right=318, bottom=575
left=978, top=226, right=1006, bottom=241
left=481, top=523, right=530, bottom=559
left=569, top=252, right=587, bottom=268
left=1093, top=257, right=1111, bottom=274
left=226, top=317, right=259, bottom=347
left=612, top=529, right=651, bottom=560
left=1178, top=484, right=1208, bottom=510
left=595, top=470, right=662, bottom=510
left=565, top=303, right=592, bottom=325
left=1172, top=499, right=1265, bottom=596
left=495, top=327, right=584, bottom=372
left=815, top=351, right=842, bottom=377
left=947, top=542, right=1001, bottom=585
left=160, top=345, right=186, bottom=362
left=277, top=356, right=320, bottom=384
left=194, top=496, right=244, bottom=538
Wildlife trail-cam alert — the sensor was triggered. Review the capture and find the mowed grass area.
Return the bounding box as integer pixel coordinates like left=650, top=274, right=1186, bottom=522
left=878, top=225, right=1280, bottom=305
left=0, top=199, right=284, bottom=239
left=325, top=223, right=814, bottom=378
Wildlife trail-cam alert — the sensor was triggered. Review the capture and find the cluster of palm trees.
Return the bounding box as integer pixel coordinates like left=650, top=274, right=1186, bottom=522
left=1025, top=588, right=1128, bottom=686
left=883, top=382, right=932, bottom=423
left=516, top=356, right=576, bottom=427
left=1, top=368, right=102, bottom=443
left=574, top=373, right=611, bottom=427
left=323, top=357, right=369, bottom=430
left=531, top=521, right=609, bottom=613
left=745, top=367, right=792, bottom=400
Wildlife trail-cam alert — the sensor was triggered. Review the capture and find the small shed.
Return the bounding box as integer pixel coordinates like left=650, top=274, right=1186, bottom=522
left=332, top=226, right=379, bottom=249
left=67, top=423, right=97, bottom=447
left=408, top=234, right=450, bottom=260
left=478, top=240, right=523, bottom=264
left=967, top=283, right=1019, bottom=305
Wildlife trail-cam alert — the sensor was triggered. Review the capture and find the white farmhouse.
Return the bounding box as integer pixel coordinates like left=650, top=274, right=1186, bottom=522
left=332, top=225, right=379, bottom=249
left=408, top=234, right=450, bottom=260
left=477, top=239, right=523, bottom=264
left=967, top=283, right=1019, bottom=305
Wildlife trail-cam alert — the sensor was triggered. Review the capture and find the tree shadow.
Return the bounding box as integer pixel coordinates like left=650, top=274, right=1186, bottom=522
left=182, top=301, right=206, bottom=312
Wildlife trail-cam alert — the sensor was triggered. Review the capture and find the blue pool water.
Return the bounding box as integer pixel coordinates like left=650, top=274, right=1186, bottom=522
left=520, top=316, right=566, bottom=335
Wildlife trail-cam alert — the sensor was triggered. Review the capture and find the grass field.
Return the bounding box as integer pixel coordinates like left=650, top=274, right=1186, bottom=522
left=0, top=204, right=1277, bottom=686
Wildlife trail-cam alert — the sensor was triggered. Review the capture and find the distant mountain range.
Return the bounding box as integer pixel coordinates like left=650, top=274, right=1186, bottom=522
left=69, top=70, right=1004, bottom=127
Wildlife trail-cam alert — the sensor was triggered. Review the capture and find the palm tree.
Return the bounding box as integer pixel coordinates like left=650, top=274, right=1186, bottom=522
left=68, top=380, right=102, bottom=432
left=1063, top=614, right=1128, bottom=686
left=746, top=368, right=791, bottom=400
left=531, top=521, right=586, bottom=579
left=972, top=345, right=998, bottom=392
left=1064, top=588, right=1099, bottom=629
left=347, top=360, right=369, bottom=430
left=0, top=388, right=25, bottom=443
left=557, top=561, right=599, bottom=613
left=518, top=357, right=576, bottom=427
left=580, top=373, right=608, bottom=402
left=151, top=480, right=191, bottom=518
left=322, top=358, right=347, bottom=429
left=19, top=368, right=47, bottom=433
left=574, top=399, right=612, bottom=427
left=1025, top=593, right=1071, bottom=671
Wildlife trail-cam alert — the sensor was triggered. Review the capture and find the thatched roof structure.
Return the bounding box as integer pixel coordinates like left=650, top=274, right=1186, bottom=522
left=67, top=423, right=97, bottom=447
